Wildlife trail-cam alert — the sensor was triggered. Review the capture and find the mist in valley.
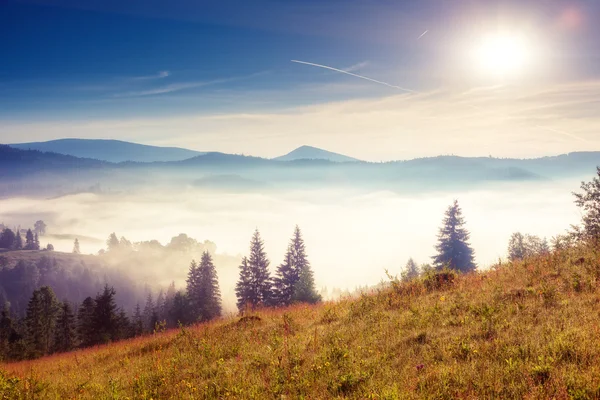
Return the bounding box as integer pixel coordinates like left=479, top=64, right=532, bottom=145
left=0, top=176, right=583, bottom=312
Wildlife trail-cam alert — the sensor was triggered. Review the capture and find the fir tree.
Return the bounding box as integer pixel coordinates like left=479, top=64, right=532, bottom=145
left=25, top=287, right=59, bottom=357
left=53, top=302, right=77, bottom=353
left=273, top=226, right=320, bottom=305
left=92, top=285, right=119, bottom=344
left=115, top=308, right=131, bottom=340
left=14, top=231, right=22, bottom=250
left=77, top=297, right=95, bottom=347
left=235, top=257, right=253, bottom=312
left=25, top=229, right=35, bottom=250
left=432, top=200, right=476, bottom=272
left=248, top=230, right=273, bottom=307
left=155, top=289, right=166, bottom=323
left=142, top=292, right=156, bottom=332
left=185, top=260, right=201, bottom=321
left=401, top=258, right=420, bottom=281
left=0, top=306, right=16, bottom=360
left=132, top=304, right=144, bottom=336
left=170, top=292, right=190, bottom=326
left=73, top=238, right=81, bottom=254
left=196, top=251, right=222, bottom=321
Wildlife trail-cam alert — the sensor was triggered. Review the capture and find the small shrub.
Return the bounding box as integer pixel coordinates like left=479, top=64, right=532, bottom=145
left=423, top=269, right=457, bottom=291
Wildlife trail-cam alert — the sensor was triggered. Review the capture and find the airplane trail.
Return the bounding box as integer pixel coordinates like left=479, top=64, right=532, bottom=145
left=291, top=59, right=587, bottom=143
left=418, top=30, right=429, bottom=40
left=291, top=60, right=418, bottom=94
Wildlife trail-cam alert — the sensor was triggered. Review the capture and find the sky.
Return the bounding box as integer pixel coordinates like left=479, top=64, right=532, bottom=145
left=1, top=0, right=599, bottom=161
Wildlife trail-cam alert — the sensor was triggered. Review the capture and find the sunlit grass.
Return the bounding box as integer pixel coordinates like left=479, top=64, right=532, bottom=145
left=3, top=244, right=600, bottom=398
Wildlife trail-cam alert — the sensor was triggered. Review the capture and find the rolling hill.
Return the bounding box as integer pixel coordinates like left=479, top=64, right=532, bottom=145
left=10, top=139, right=204, bottom=163
left=1, top=243, right=599, bottom=398
left=274, top=145, right=360, bottom=162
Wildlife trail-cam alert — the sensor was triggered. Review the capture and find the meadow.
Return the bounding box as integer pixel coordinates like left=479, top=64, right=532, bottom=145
left=2, top=242, right=600, bottom=399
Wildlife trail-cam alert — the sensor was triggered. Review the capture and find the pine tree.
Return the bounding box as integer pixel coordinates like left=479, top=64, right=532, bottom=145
left=53, top=302, right=77, bottom=353
left=235, top=257, right=253, bottom=312
left=0, top=305, right=16, bottom=360
left=273, top=226, right=320, bottom=306
left=25, top=229, right=35, bottom=250
left=132, top=304, right=144, bottom=336
left=401, top=258, right=420, bottom=281
left=143, top=292, right=156, bottom=332
left=25, top=287, right=59, bottom=357
left=155, top=289, right=166, bottom=323
left=196, top=251, right=222, bottom=321
left=248, top=230, right=273, bottom=307
left=92, top=285, right=119, bottom=344
left=73, top=238, right=81, bottom=254
left=432, top=200, right=476, bottom=272
left=170, top=292, right=190, bottom=326
left=115, top=308, right=131, bottom=340
left=185, top=261, right=201, bottom=321
left=77, top=297, right=96, bottom=347
left=14, top=231, right=22, bottom=250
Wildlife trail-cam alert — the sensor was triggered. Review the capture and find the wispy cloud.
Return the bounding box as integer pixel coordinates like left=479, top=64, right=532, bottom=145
left=132, top=71, right=171, bottom=81
left=113, top=78, right=232, bottom=98
left=343, top=61, right=369, bottom=73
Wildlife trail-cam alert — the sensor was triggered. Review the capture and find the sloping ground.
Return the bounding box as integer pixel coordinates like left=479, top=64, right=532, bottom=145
left=2, top=245, right=600, bottom=399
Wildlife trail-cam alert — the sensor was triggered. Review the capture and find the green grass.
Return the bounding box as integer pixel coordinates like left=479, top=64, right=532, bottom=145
left=3, top=244, right=600, bottom=399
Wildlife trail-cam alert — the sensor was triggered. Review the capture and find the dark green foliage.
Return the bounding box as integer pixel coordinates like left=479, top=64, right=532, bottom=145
left=235, top=257, right=253, bottom=312
left=235, top=230, right=273, bottom=312
left=53, top=302, right=77, bottom=353
left=0, top=306, right=17, bottom=360
left=292, top=264, right=322, bottom=304
left=92, top=285, right=119, bottom=344
left=116, top=308, right=132, bottom=340
left=24, top=286, right=59, bottom=357
left=0, top=229, right=16, bottom=249
left=169, top=291, right=190, bottom=326
left=77, top=297, right=95, bottom=347
left=432, top=200, right=476, bottom=272
left=187, top=252, right=222, bottom=322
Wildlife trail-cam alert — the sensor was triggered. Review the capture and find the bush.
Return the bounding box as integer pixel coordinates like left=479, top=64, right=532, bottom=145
left=423, top=268, right=457, bottom=291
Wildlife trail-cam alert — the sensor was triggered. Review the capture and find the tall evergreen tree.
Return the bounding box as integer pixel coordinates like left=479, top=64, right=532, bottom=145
left=155, top=289, right=166, bottom=323
left=92, top=285, right=119, bottom=344
left=115, top=308, right=131, bottom=340
left=432, top=200, right=476, bottom=272
left=0, top=305, right=16, bottom=360
left=196, top=251, right=222, bottom=321
left=170, top=291, right=190, bottom=326
left=235, top=257, right=253, bottom=312
left=53, top=302, right=77, bottom=353
left=25, top=229, right=35, bottom=250
left=142, top=292, right=156, bottom=333
left=14, top=231, right=22, bottom=250
left=106, top=233, right=120, bottom=252
left=273, top=226, right=320, bottom=306
left=25, top=287, right=59, bottom=357
left=77, top=297, right=96, bottom=347
left=0, top=229, right=16, bottom=249
left=185, top=260, right=200, bottom=321
left=132, top=304, right=144, bottom=336
left=73, top=238, right=81, bottom=254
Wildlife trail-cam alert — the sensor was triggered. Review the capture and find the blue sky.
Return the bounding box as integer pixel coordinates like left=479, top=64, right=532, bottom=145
left=1, top=0, right=599, bottom=159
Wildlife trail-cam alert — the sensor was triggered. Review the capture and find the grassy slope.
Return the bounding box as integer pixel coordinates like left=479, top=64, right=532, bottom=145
left=2, top=245, right=600, bottom=399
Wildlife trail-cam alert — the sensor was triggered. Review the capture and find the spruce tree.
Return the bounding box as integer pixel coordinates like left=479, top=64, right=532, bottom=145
left=170, top=291, right=190, bottom=326
left=235, top=257, right=253, bottom=312
left=73, top=238, right=81, bottom=254
left=53, top=302, right=77, bottom=353
left=115, top=308, right=131, bottom=340
left=92, top=285, right=119, bottom=344
left=132, top=304, right=144, bottom=336
left=143, top=292, right=156, bottom=332
left=274, top=226, right=320, bottom=306
left=14, top=231, right=22, bottom=250
left=185, top=260, right=201, bottom=322
left=432, top=200, right=476, bottom=272
left=25, top=287, right=59, bottom=357
left=155, top=289, right=166, bottom=323
left=401, top=258, right=420, bottom=281
left=77, top=297, right=95, bottom=347
left=0, top=306, right=16, bottom=360
left=196, top=251, right=222, bottom=321
left=25, top=229, right=35, bottom=250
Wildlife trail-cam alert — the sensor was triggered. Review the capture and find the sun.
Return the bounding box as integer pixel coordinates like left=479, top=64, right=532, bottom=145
left=472, top=32, right=531, bottom=76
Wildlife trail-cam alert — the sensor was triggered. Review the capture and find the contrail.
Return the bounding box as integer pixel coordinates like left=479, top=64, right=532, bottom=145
left=291, top=60, right=418, bottom=94
left=418, top=30, right=429, bottom=40
left=291, top=59, right=587, bottom=143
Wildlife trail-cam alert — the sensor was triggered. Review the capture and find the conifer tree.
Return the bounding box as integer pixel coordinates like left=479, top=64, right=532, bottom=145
left=196, top=251, right=222, bottom=321
left=77, top=297, right=95, bottom=347
left=401, top=258, right=420, bottom=281
left=132, top=303, right=144, bottom=336
left=53, top=302, right=77, bottom=353
left=25, top=286, right=59, bottom=357
left=92, top=285, right=119, bottom=344
left=273, top=226, right=320, bottom=305
left=170, top=291, right=190, bottom=326
left=115, top=308, right=131, bottom=340
left=34, top=233, right=40, bottom=250
left=155, top=289, right=166, bottom=323
left=14, top=231, right=22, bottom=250
left=185, top=261, right=201, bottom=321
left=235, top=257, right=253, bottom=312
left=432, top=200, right=476, bottom=272
left=106, top=233, right=120, bottom=252
left=25, top=229, right=35, bottom=250
left=0, top=306, right=16, bottom=360
left=143, top=292, right=156, bottom=332
left=73, top=238, right=81, bottom=254
left=0, top=229, right=16, bottom=249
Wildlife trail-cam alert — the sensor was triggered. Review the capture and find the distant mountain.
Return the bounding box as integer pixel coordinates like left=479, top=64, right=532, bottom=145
left=10, top=139, right=204, bottom=163
left=274, top=145, right=360, bottom=162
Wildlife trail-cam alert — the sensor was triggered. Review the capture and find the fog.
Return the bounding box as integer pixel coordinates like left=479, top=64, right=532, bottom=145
left=0, top=178, right=582, bottom=310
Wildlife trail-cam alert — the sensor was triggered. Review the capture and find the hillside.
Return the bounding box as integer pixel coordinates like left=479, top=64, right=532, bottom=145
left=10, top=139, right=204, bottom=163
left=2, top=244, right=600, bottom=398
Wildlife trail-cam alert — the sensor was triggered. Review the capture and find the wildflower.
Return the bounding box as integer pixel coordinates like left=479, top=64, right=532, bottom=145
left=416, top=364, right=424, bottom=371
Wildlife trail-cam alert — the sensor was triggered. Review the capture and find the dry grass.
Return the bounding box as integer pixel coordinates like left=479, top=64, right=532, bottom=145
left=3, top=244, right=600, bottom=399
